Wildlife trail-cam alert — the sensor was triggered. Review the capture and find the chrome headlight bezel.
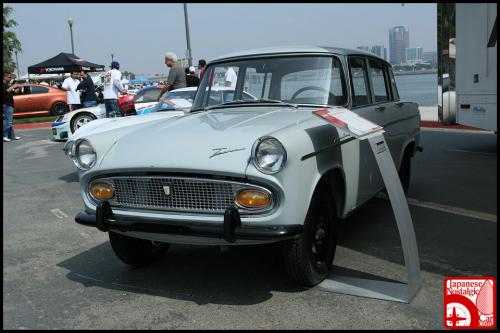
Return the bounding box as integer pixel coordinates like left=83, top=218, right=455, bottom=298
left=63, top=140, right=75, bottom=157
left=251, top=136, right=287, bottom=174
left=71, top=138, right=97, bottom=170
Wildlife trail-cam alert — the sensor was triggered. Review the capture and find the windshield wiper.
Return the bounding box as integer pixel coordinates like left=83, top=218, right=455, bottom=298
left=205, top=99, right=298, bottom=111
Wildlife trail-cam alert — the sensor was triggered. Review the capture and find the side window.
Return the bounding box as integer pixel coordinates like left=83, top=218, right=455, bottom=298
left=30, top=86, right=49, bottom=95
left=348, top=57, right=370, bottom=107
left=368, top=59, right=390, bottom=103
left=22, top=86, right=31, bottom=95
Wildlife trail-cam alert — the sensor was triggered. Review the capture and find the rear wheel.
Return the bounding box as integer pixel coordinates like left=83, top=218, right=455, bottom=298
left=70, top=112, right=96, bottom=133
left=109, top=231, right=169, bottom=267
left=51, top=102, right=68, bottom=116
left=282, top=183, right=338, bottom=287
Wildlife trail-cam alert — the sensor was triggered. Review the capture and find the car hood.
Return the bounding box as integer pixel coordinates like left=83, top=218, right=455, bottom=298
left=98, top=107, right=315, bottom=175
left=70, top=111, right=185, bottom=140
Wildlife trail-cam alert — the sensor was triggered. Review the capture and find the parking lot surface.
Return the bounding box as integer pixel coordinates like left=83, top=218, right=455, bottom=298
left=3, top=127, right=497, bottom=329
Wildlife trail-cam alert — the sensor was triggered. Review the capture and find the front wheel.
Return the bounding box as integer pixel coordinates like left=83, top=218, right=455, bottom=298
left=282, top=184, right=338, bottom=287
left=70, top=112, right=96, bottom=133
left=109, top=231, right=169, bottom=267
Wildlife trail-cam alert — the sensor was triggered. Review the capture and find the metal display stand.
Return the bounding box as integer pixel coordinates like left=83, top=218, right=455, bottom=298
left=313, top=109, right=421, bottom=303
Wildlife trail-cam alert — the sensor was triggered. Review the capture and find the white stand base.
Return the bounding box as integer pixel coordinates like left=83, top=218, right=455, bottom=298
left=317, top=134, right=421, bottom=303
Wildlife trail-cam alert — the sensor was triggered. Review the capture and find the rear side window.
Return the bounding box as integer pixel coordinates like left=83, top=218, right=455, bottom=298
left=348, top=57, right=370, bottom=107
left=368, top=59, right=390, bottom=103
left=30, top=86, right=49, bottom=94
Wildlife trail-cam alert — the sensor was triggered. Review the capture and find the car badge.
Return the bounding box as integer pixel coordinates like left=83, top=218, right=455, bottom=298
left=210, top=147, right=246, bottom=159
left=163, top=185, right=171, bottom=196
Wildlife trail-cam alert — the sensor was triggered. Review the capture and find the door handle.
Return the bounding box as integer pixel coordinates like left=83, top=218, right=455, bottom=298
left=375, top=106, right=385, bottom=112
left=395, top=102, right=405, bottom=108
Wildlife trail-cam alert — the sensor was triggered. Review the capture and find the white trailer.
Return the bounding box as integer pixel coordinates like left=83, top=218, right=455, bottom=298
left=455, top=3, right=497, bottom=132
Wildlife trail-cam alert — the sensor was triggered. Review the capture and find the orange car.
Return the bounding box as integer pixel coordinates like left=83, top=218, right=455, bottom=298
left=13, top=84, right=69, bottom=118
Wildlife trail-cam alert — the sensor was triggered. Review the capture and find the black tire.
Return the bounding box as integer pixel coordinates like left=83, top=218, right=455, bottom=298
left=70, top=112, right=97, bottom=133
left=282, top=183, right=338, bottom=287
left=108, top=231, right=169, bottom=267
left=51, top=102, right=68, bottom=116
left=398, top=149, right=412, bottom=195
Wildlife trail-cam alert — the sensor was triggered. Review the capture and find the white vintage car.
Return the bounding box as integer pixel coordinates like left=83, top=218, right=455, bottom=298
left=69, top=46, right=421, bottom=286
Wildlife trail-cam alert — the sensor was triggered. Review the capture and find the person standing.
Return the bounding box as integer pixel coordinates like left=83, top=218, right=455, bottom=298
left=77, top=70, right=98, bottom=108
left=103, top=61, right=126, bottom=117
left=158, top=52, right=186, bottom=100
left=198, top=59, right=206, bottom=79
left=61, top=71, right=81, bottom=111
left=185, top=66, right=200, bottom=87
left=224, top=66, right=237, bottom=89
left=3, top=70, right=21, bottom=142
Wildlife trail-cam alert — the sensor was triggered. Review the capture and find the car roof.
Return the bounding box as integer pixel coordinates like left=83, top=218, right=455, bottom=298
left=211, top=45, right=389, bottom=65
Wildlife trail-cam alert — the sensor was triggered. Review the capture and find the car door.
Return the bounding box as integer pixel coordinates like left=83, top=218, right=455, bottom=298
left=347, top=56, right=389, bottom=203
left=365, top=58, right=401, bottom=167
left=29, top=85, right=51, bottom=112
left=12, top=85, right=32, bottom=114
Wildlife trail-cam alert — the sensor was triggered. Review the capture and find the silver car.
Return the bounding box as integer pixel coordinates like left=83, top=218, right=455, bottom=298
left=69, top=46, right=421, bottom=286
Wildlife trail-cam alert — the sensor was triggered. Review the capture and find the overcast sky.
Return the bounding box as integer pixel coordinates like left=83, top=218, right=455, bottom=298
left=7, top=3, right=436, bottom=76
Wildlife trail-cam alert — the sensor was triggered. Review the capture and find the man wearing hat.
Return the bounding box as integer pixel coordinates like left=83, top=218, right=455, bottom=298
left=185, top=66, right=200, bottom=87
left=103, top=61, right=126, bottom=117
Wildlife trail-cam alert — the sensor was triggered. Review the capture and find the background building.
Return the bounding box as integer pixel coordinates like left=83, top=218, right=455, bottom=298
left=389, top=26, right=409, bottom=64
left=423, top=51, right=437, bottom=64
left=405, top=47, right=424, bottom=62
left=371, top=45, right=387, bottom=60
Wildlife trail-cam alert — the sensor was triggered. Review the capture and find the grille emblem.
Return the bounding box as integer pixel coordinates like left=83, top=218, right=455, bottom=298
left=163, top=185, right=171, bottom=196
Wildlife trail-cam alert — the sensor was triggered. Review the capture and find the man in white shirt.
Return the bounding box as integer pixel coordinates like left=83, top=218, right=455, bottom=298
left=103, top=61, right=126, bottom=117
left=224, top=67, right=237, bottom=89
left=61, top=71, right=81, bottom=111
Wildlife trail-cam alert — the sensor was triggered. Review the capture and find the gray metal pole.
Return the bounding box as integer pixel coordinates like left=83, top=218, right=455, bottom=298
left=69, top=25, right=75, bottom=54
left=183, top=3, right=193, bottom=67
left=15, top=51, right=20, bottom=79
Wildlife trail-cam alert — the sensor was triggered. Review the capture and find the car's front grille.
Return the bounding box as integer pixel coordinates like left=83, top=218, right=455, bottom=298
left=91, top=176, right=273, bottom=214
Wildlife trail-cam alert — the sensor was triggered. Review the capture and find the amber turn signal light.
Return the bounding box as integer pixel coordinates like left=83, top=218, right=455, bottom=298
left=236, top=190, right=271, bottom=209
left=89, top=183, right=114, bottom=201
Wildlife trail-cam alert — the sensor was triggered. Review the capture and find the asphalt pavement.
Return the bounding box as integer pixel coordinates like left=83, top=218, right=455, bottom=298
left=2, top=127, right=497, bottom=329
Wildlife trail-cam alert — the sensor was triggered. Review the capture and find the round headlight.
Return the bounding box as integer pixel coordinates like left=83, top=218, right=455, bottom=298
left=63, top=140, right=75, bottom=157
left=252, top=137, right=287, bottom=174
left=72, top=139, right=96, bottom=170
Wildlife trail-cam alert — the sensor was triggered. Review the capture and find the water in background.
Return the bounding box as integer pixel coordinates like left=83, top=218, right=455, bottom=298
left=395, top=73, right=437, bottom=106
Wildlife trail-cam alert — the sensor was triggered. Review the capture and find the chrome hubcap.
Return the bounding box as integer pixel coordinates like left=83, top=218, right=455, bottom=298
left=75, top=116, right=92, bottom=129
left=312, top=215, right=327, bottom=264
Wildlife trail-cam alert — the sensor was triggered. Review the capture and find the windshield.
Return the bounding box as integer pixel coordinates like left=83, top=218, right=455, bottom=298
left=152, top=89, right=197, bottom=112
left=134, top=88, right=161, bottom=103
left=192, top=56, right=347, bottom=110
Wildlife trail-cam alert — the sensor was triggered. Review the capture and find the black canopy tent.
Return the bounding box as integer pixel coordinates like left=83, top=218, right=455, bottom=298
left=27, top=52, right=105, bottom=75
